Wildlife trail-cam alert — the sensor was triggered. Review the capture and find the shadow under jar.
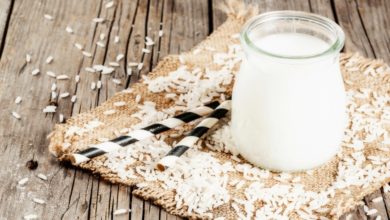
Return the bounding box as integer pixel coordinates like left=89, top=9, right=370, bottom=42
left=231, top=11, right=346, bottom=172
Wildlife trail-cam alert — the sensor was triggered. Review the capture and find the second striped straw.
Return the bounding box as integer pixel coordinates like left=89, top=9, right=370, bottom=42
left=156, top=99, right=231, bottom=171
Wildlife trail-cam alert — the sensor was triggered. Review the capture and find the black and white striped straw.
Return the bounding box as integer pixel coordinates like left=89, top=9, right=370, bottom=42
left=68, top=100, right=221, bottom=164
left=156, top=99, right=231, bottom=171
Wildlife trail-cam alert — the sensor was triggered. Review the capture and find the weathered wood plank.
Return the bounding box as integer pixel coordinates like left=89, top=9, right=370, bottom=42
left=0, top=0, right=12, bottom=57
left=333, top=0, right=375, bottom=58
left=0, top=0, right=105, bottom=219
left=382, top=187, right=390, bottom=218
left=334, top=0, right=390, bottom=218
left=340, top=206, right=368, bottom=220
left=354, top=0, right=390, bottom=63
left=365, top=191, right=388, bottom=220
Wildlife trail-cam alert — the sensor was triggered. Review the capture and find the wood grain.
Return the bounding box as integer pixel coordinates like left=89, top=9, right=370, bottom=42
left=0, top=0, right=389, bottom=219
left=0, top=0, right=12, bottom=57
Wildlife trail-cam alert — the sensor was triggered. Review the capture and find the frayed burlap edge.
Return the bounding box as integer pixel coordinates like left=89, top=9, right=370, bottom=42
left=48, top=1, right=390, bottom=219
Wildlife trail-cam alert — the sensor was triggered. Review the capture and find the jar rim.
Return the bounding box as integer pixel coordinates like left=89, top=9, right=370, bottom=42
left=241, top=11, right=345, bottom=59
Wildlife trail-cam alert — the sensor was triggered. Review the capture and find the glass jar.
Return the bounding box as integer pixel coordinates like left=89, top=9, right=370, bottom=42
left=231, top=11, right=346, bottom=172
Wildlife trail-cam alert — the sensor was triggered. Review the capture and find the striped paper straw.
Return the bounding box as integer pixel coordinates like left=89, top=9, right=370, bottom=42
left=156, top=99, right=231, bottom=171
left=68, top=100, right=221, bottom=164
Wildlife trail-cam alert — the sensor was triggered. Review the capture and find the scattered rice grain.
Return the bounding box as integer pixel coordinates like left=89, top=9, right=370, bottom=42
left=104, top=109, right=116, bottom=115
left=91, top=82, right=96, bottom=90
left=105, top=1, right=115, bottom=8
left=116, top=54, right=124, bottom=62
left=85, top=67, right=96, bottom=73
left=114, top=35, right=120, bottom=43
left=23, top=214, right=38, bottom=220
left=65, top=26, right=73, bottom=34
left=25, top=54, right=31, bottom=63
left=93, top=18, right=105, bottom=23
left=56, top=74, right=69, bottom=80
left=74, top=43, right=83, bottom=50
left=135, top=94, right=141, bottom=103
left=75, top=75, right=80, bottom=83
left=71, top=95, right=77, bottom=103
left=46, top=71, right=56, bottom=78
left=97, top=41, right=105, bottom=48
left=366, top=208, right=378, bottom=216
left=372, top=197, right=382, bottom=203
left=44, top=14, right=54, bottom=20
left=45, top=56, right=53, bottom=64
left=137, top=63, right=143, bottom=70
left=109, top=62, right=120, bottom=67
left=100, top=33, right=105, bottom=41
left=82, top=51, right=92, bottom=57
left=114, top=101, right=126, bottom=107
left=15, top=96, right=22, bottom=104
left=60, top=92, right=70, bottom=98
left=18, top=177, right=28, bottom=185
left=32, top=198, right=45, bottom=204
left=59, top=114, right=64, bottom=123
left=128, top=62, right=138, bottom=67
left=142, top=48, right=151, bottom=53
left=12, top=111, right=21, bottom=119
left=37, top=173, right=48, bottom=181
left=43, top=105, right=57, bottom=113
left=112, top=79, right=121, bottom=85
left=31, top=68, right=40, bottom=76
left=114, top=208, right=130, bottom=215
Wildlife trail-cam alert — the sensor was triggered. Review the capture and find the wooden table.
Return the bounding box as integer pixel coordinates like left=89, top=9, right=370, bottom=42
left=0, top=0, right=389, bottom=219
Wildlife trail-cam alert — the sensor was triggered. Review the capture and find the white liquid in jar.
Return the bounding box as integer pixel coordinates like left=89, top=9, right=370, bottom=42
left=255, top=33, right=330, bottom=57
left=232, top=33, right=346, bottom=171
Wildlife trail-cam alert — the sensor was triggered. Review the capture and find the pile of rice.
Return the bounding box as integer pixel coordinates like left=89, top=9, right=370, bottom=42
left=54, top=37, right=390, bottom=219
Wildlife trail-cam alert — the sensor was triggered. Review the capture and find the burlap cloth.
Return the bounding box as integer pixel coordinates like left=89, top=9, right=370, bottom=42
left=48, top=1, right=390, bottom=219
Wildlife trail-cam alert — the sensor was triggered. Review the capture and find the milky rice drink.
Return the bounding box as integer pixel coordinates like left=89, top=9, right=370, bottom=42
left=231, top=11, right=346, bottom=171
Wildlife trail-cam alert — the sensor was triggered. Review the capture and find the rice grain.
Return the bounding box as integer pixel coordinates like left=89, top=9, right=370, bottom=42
left=82, top=51, right=92, bottom=57
left=44, top=14, right=54, bottom=20
left=32, top=198, right=45, bottom=204
left=37, top=173, right=48, bottom=180
left=26, top=54, right=31, bottom=63
left=31, top=68, right=40, bottom=76
left=114, top=208, right=130, bottom=215
left=65, top=26, right=73, bottom=34
left=57, top=74, right=69, bottom=80
left=60, top=92, right=70, bottom=98
left=18, top=177, right=28, bottom=185
left=45, top=56, right=53, bottom=64
left=12, top=111, right=21, bottom=119
left=46, top=71, right=56, bottom=78
left=105, top=1, right=115, bottom=8
left=15, top=96, right=22, bottom=104
left=23, top=214, right=38, bottom=220
left=114, top=36, right=120, bottom=43
left=71, top=95, right=77, bottom=103
left=97, top=41, right=105, bottom=48
left=93, top=18, right=105, bottom=23
left=109, top=62, right=120, bottom=67
left=74, top=43, right=83, bottom=50
left=116, top=54, right=124, bottom=62
left=112, top=79, right=121, bottom=85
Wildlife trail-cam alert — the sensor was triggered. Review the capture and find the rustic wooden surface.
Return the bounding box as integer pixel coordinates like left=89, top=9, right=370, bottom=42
left=0, top=0, right=389, bottom=219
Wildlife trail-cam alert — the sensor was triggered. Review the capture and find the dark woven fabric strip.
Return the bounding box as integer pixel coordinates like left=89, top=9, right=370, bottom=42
left=166, top=145, right=190, bottom=156
left=142, top=123, right=171, bottom=134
